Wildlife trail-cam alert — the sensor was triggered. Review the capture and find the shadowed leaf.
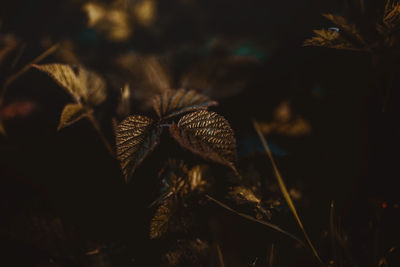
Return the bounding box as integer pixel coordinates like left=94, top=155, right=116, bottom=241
left=58, top=103, right=89, bottom=130
left=32, top=63, right=106, bottom=106
left=170, top=110, right=237, bottom=174
left=153, top=89, right=218, bottom=119
left=150, top=195, right=177, bottom=239
left=116, top=115, right=161, bottom=182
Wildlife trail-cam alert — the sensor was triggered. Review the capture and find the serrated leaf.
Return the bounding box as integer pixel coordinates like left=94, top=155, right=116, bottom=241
left=153, top=89, right=218, bottom=119
left=150, top=196, right=177, bottom=239
left=170, top=110, right=237, bottom=173
left=116, top=115, right=161, bottom=182
left=33, top=64, right=106, bottom=106
left=58, top=103, right=89, bottom=130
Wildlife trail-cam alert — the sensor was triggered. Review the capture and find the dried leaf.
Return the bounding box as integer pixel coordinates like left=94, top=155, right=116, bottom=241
left=32, top=64, right=106, bottom=106
left=170, top=110, right=237, bottom=173
left=150, top=196, right=177, bottom=239
left=58, top=103, right=89, bottom=130
left=116, top=115, right=161, bottom=182
left=153, top=89, right=218, bottom=119
left=303, top=29, right=359, bottom=51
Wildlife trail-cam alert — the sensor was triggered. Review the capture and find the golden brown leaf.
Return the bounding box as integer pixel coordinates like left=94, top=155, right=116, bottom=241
left=323, top=14, right=364, bottom=44
left=58, top=103, right=89, bottom=131
left=116, top=115, right=161, bottom=182
left=383, top=1, right=400, bottom=28
left=229, top=186, right=261, bottom=205
left=32, top=64, right=106, bottom=106
left=153, top=89, right=218, bottom=119
left=150, top=196, right=176, bottom=239
left=83, top=2, right=132, bottom=42
left=170, top=110, right=237, bottom=173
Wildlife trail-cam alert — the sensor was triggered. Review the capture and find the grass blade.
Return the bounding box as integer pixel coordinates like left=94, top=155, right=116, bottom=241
left=253, top=120, right=323, bottom=265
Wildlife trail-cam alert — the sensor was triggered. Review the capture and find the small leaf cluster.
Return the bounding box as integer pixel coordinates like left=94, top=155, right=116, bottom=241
left=304, top=0, right=400, bottom=53
left=115, top=88, right=238, bottom=182
left=33, top=64, right=107, bottom=130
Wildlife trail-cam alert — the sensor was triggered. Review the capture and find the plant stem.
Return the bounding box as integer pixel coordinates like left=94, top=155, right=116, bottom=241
left=87, top=112, right=115, bottom=158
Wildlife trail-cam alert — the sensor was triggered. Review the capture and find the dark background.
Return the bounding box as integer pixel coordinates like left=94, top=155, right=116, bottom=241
left=1, top=0, right=399, bottom=266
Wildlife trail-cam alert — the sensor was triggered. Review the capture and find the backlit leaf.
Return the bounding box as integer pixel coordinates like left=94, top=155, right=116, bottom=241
left=116, top=115, right=161, bottom=182
left=58, top=103, right=89, bottom=131
left=169, top=110, right=237, bottom=174
left=153, top=89, right=218, bottom=119
left=150, top=195, right=176, bottom=239
left=33, top=64, right=106, bottom=106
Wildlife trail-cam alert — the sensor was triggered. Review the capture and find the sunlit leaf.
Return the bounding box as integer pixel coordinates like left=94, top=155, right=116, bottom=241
left=153, top=89, right=218, bottom=119
left=170, top=110, right=237, bottom=174
left=32, top=63, right=106, bottom=106
left=58, top=103, right=89, bottom=130
left=150, top=195, right=176, bottom=239
left=323, top=14, right=364, bottom=44
left=116, top=115, right=161, bottom=182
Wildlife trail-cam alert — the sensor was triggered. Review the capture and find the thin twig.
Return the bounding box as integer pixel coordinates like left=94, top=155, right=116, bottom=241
left=253, top=120, right=324, bottom=266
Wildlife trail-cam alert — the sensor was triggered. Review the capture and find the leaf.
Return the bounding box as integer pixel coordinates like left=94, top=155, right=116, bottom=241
left=32, top=64, right=106, bottom=106
left=153, top=89, right=218, bottom=119
left=150, top=195, right=177, bottom=239
left=229, top=186, right=261, bottom=205
left=58, top=103, right=89, bottom=130
left=170, top=110, right=237, bottom=173
left=303, top=29, right=359, bottom=51
left=115, top=115, right=161, bottom=182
